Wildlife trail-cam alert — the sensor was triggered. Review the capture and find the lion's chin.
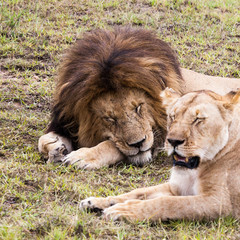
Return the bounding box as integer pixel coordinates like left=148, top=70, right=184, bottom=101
left=127, top=150, right=152, bottom=166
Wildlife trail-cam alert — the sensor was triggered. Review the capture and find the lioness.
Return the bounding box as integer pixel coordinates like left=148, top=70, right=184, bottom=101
left=80, top=88, right=240, bottom=221
left=38, top=27, right=240, bottom=169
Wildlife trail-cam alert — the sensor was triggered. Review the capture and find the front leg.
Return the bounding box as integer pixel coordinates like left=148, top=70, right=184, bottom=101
left=80, top=183, right=172, bottom=210
left=63, top=140, right=124, bottom=169
left=103, top=194, right=230, bottom=222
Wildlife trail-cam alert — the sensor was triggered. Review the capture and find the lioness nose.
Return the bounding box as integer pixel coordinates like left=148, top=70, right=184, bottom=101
left=167, top=139, right=185, bottom=147
left=128, top=137, right=146, bottom=148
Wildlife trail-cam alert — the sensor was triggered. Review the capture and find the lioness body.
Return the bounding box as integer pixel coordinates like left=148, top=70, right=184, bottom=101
left=181, top=68, right=240, bottom=95
left=80, top=89, right=240, bottom=221
left=38, top=27, right=240, bottom=169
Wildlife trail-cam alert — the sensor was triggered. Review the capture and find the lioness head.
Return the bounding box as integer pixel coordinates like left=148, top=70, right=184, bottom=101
left=91, top=88, right=155, bottom=165
left=161, top=88, right=240, bottom=168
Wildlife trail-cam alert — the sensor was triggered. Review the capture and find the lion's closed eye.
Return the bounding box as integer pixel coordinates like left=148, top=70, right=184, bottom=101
left=103, top=117, right=117, bottom=124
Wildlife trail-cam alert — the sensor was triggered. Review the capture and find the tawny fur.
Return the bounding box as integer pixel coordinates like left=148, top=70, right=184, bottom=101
left=38, top=27, right=240, bottom=169
left=80, top=89, right=240, bottom=221
left=38, top=27, right=184, bottom=168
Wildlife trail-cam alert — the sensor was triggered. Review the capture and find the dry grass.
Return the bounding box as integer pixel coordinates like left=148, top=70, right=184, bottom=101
left=0, top=0, right=239, bottom=239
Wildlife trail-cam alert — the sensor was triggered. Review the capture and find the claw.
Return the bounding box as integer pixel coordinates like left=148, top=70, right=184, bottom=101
left=82, top=164, right=89, bottom=170
left=63, top=157, right=70, bottom=166
left=62, top=149, right=68, bottom=155
left=47, top=143, right=70, bottom=164
left=103, top=210, right=121, bottom=221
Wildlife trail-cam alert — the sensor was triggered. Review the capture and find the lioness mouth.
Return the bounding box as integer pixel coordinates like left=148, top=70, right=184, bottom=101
left=172, top=153, right=200, bottom=169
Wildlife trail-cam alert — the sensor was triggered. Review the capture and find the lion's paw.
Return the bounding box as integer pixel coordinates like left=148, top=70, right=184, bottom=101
left=38, top=132, right=72, bottom=163
left=62, top=148, right=102, bottom=170
left=48, top=143, right=69, bottom=163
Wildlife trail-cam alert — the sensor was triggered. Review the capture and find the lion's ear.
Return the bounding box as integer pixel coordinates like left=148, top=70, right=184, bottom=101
left=160, top=87, right=181, bottom=113
left=223, top=90, right=240, bottom=110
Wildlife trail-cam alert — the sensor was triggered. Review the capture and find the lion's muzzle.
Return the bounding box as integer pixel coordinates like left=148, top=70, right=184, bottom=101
left=128, top=149, right=152, bottom=166
left=127, top=136, right=146, bottom=149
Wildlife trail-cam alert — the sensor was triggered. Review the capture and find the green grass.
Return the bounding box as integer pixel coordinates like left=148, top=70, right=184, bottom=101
left=0, top=0, right=240, bottom=239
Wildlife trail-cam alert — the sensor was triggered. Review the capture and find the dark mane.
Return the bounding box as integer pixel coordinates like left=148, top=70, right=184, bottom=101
left=47, top=27, right=184, bottom=148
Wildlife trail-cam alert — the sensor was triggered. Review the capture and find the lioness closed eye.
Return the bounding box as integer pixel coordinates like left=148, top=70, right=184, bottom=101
left=80, top=88, right=240, bottom=221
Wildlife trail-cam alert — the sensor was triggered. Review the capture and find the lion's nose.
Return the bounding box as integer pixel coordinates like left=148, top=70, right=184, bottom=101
left=167, top=138, right=185, bottom=147
left=127, top=137, right=146, bottom=148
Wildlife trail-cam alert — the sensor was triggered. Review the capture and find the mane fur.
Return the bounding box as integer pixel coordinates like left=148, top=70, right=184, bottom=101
left=47, top=27, right=184, bottom=148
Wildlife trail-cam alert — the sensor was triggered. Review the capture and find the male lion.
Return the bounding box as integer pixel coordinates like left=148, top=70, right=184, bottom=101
left=38, top=27, right=239, bottom=169
left=80, top=88, right=240, bottom=221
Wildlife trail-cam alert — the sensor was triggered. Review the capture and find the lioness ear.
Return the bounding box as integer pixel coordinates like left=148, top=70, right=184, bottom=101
left=160, top=87, right=181, bottom=113
left=223, top=90, right=240, bottom=110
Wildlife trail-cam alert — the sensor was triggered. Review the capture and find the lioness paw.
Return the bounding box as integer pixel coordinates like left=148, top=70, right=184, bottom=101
left=80, top=197, right=115, bottom=210
left=80, top=197, right=105, bottom=210
left=103, top=200, right=143, bottom=222
left=79, top=197, right=96, bottom=209
left=79, top=197, right=103, bottom=212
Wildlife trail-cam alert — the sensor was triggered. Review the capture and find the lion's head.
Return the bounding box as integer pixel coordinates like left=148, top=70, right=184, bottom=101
left=91, top=88, right=155, bottom=164
left=47, top=27, right=184, bottom=165
left=161, top=88, right=240, bottom=168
